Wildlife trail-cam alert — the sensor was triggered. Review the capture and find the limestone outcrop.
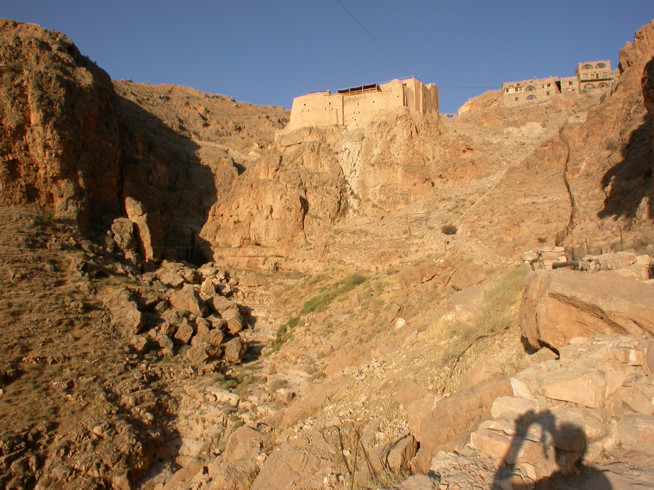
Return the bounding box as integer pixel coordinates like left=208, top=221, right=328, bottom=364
left=519, top=269, right=654, bottom=351
left=205, top=109, right=442, bottom=264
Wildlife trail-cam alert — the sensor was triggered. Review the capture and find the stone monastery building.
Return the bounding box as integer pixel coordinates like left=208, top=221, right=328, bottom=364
left=286, top=77, right=438, bottom=132
left=502, top=60, right=618, bottom=106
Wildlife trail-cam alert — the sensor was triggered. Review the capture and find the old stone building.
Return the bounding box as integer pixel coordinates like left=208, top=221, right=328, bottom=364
left=501, top=60, right=617, bottom=106
left=576, top=60, right=616, bottom=91
left=502, top=76, right=560, bottom=107
left=285, top=77, right=438, bottom=132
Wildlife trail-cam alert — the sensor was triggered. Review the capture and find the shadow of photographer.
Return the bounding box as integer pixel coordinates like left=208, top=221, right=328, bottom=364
left=492, top=409, right=612, bottom=489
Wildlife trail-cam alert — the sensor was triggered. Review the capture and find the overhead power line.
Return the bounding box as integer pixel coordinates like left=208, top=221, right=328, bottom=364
left=439, top=85, right=498, bottom=89
left=334, top=0, right=408, bottom=75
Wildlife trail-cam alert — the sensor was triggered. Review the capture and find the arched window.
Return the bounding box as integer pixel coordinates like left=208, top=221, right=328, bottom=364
left=582, top=64, right=593, bottom=70
left=598, top=82, right=609, bottom=88
left=526, top=86, right=536, bottom=91
left=596, top=62, right=606, bottom=68
left=584, top=83, right=595, bottom=89
left=526, top=95, right=536, bottom=100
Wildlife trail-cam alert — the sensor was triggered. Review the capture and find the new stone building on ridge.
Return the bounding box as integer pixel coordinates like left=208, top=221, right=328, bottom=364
left=285, top=77, right=438, bottom=132
left=502, top=60, right=618, bottom=106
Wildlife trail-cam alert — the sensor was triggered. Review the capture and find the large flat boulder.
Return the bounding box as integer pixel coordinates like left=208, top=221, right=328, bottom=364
left=410, top=376, right=512, bottom=472
left=520, top=270, right=654, bottom=351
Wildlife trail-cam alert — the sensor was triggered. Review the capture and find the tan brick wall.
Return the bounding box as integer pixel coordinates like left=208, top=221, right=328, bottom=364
left=286, top=78, right=438, bottom=132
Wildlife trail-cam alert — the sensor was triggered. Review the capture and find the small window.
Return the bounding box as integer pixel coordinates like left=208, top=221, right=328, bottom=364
left=582, top=64, right=593, bottom=69
left=547, top=91, right=551, bottom=95
left=596, top=62, right=606, bottom=68
left=547, top=83, right=551, bottom=87
left=599, top=82, right=609, bottom=88
left=569, top=81, right=573, bottom=85
left=584, top=83, right=595, bottom=89
left=526, top=86, right=536, bottom=91
left=515, top=97, right=519, bottom=101
left=526, top=95, right=536, bottom=100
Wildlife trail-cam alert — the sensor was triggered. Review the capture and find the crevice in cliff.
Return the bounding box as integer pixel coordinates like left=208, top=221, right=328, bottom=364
left=558, top=127, right=578, bottom=238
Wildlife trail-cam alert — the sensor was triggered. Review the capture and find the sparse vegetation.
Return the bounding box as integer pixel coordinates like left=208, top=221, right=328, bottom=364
left=444, top=265, right=529, bottom=362
left=441, top=224, right=458, bottom=235
left=271, top=273, right=367, bottom=351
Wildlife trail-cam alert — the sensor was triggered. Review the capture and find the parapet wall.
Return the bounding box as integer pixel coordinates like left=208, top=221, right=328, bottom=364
left=286, top=77, right=438, bottom=132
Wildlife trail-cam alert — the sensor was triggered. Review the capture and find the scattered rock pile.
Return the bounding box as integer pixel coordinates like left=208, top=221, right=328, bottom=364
left=101, top=259, right=249, bottom=370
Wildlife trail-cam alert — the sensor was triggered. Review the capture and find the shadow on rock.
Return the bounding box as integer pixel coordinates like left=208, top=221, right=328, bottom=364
left=112, top=95, right=219, bottom=265
left=492, top=409, right=611, bottom=489
left=598, top=114, right=653, bottom=221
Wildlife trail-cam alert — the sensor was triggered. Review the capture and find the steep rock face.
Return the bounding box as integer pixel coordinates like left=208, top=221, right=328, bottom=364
left=113, top=82, right=289, bottom=262
left=205, top=110, right=442, bottom=259
left=0, top=19, right=121, bottom=224
left=0, top=18, right=292, bottom=262
left=643, top=57, right=654, bottom=175
left=565, top=20, right=654, bottom=239
left=453, top=20, right=654, bottom=259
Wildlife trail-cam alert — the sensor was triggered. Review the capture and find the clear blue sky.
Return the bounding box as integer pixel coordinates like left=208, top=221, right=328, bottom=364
left=2, top=1, right=652, bottom=113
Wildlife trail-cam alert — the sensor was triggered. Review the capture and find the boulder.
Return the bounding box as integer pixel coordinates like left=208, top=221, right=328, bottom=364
left=448, top=262, right=487, bottom=291
left=173, top=319, right=195, bottom=345
left=209, top=294, right=236, bottom=316
left=124, top=197, right=163, bottom=262
left=154, top=333, right=174, bottom=355
left=411, top=376, right=512, bottom=472
left=520, top=270, right=654, bottom=351
left=470, top=414, right=585, bottom=481
left=542, top=369, right=607, bottom=408
left=100, top=288, right=143, bottom=339
left=618, top=414, right=654, bottom=453
left=111, top=218, right=138, bottom=255
left=222, top=307, right=245, bottom=335
left=206, top=315, right=227, bottom=331
left=129, top=334, right=152, bottom=353
left=224, top=338, right=247, bottom=364
left=186, top=341, right=220, bottom=366
left=191, top=329, right=224, bottom=348
left=199, top=277, right=217, bottom=299
left=156, top=263, right=185, bottom=288
left=168, top=284, right=208, bottom=317
left=195, top=317, right=211, bottom=336
left=490, top=396, right=540, bottom=420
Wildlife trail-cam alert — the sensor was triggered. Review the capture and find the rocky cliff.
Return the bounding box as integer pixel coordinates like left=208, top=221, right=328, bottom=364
left=0, top=19, right=290, bottom=263
left=1, top=15, right=654, bottom=490
left=0, top=19, right=121, bottom=224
